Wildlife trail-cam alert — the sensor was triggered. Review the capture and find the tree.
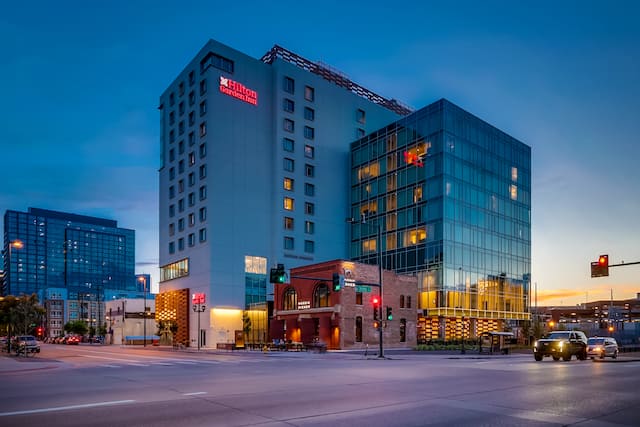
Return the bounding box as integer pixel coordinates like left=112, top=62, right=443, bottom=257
left=242, top=312, right=252, bottom=342
left=1, top=294, right=45, bottom=335
left=64, top=320, right=88, bottom=336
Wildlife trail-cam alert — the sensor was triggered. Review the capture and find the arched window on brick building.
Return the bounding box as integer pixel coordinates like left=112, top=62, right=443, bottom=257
left=313, top=282, right=330, bottom=308
left=283, top=287, right=297, bottom=310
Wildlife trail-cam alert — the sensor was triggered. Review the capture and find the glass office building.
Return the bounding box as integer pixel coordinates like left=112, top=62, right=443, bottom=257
left=3, top=208, right=136, bottom=335
left=350, top=99, right=531, bottom=341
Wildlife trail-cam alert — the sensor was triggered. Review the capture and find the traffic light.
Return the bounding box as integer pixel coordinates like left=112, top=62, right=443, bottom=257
left=372, top=295, right=380, bottom=320
left=332, top=273, right=343, bottom=292
left=373, top=321, right=380, bottom=329
left=36, top=327, right=43, bottom=336
left=590, top=254, right=609, bottom=277
left=386, top=306, right=393, bottom=321
left=270, top=263, right=286, bottom=283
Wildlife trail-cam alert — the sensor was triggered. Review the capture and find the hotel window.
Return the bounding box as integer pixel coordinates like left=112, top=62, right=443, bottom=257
left=169, top=242, right=175, bottom=254
left=283, top=158, right=294, bottom=172
left=199, top=207, right=206, bottom=222
left=169, top=204, right=175, bottom=217
left=169, top=111, right=175, bottom=125
left=283, top=76, right=294, bottom=94
left=283, top=119, right=294, bottom=133
left=386, top=193, right=396, bottom=210
left=284, top=197, right=294, bottom=211
left=189, top=152, right=196, bottom=166
left=199, top=143, right=206, bottom=158
left=304, top=107, right=314, bottom=121
left=199, top=185, right=206, bottom=201
left=357, top=162, right=379, bottom=181
left=362, top=238, right=376, bottom=253
left=283, top=177, right=294, bottom=191
left=179, top=102, right=184, bottom=116
left=178, top=218, right=185, bottom=231
left=304, top=183, right=315, bottom=197
left=188, top=213, right=195, bottom=227
left=188, top=111, right=195, bottom=126
left=413, top=186, right=423, bottom=202
left=283, top=138, right=294, bottom=152
left=169, top=223, right=175, bottom=236
left=403, top=227, right=426, bottom=246
left=304, top=240, right=314, bottom=253
left=304, top=202, right=315, bottom=215
left=169, top=186, right=175, bottom=199
left=305, top=164, right=315, bottom=177
left=188, top=71, right=195, bottom=86
left=169, top=130, right=175, bottom=143
left=199, top=164, right=207, bottom=179
left=178, top=82, right=185, bottom=96
left=179, top=140, right=185, bottom=154
left=199, top=228, right=206, bottom=242
left=356, top=108, right=366, bottom=124
left=178, top=238, right=184, bottom=251
left=304, top=145, right=314, bottom=159
left=199, top=79, right=207, bottom=95
left=510, top=184, right=518, bottom=200
left=188, top=233, right=195, bottom=247
left=304, top=85, right=314, bottom=101
left=178, top=198, right=185, bottom=212
left=284, top=236, right=294, bottom=250
left=179, top=179, right=185, bottom=192
left=188, top=192, right=195, bottom=206
left=169, top=148, right=175, bottom=162
left=304, top=221, right=314, bottom=234
left=188, top=131, right=195, bottom=146
left=199, top=122, right=207, bottom=137
left=199, top=100, right=207, bottom=116
left=284, top=217, right=294, bottom=230
left=188, top=172, right=195, bottom=187
left=200, top=52, right=234, bottom=73
left=511, top=166, right=518, bottom=182
left=178, top=160, right=185, bottom=174
left=169, top=167, right=175, bottom=180
left=178, top=121, right=184, bottom=135
left=188, top=91, right=195, bottom=106
left=283, top=98, right=295, bottom=113
left=304, top=126, right=314, bottom=140
left=169, top=92, right=175, bottom=106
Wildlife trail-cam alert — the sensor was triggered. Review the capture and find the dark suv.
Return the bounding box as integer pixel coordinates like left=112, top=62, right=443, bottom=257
left=533, top=330, right=588, bottom=361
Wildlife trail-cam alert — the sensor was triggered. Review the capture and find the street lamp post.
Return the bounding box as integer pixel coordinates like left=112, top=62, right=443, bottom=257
left=6, top=240, right=23, bottom=354
left=192, top=303, right=206, bottom=350
left=348, top=216, right=384, bottom=359
left=138, top=276, right=147, bottom=347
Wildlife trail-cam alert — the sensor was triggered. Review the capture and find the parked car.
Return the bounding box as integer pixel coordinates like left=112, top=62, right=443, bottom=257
left=14, top=335, right=41, bottom=354
left=533, top=330, right=588, bottom=361
left=587, top=337, right=618, bottom=359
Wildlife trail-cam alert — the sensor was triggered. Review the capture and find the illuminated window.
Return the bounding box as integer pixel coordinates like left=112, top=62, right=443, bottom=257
left=284, top=197, right=294, bottom=211
left=387, top=193, right=397, bottom=210
left=283, top=287, right=297, bottom=310
left=357, top=162, right=379, bottom=181
left=386, top=233, right=397, bottom=250
left=386, top=213, right=397, bottom=230
left=404, top=141, right=430, bottom=167
left=359, top=200, right=377, bottom=216
left=304, top=145, right=314, bottom=159
left=510, top=185, right=518, bottom=200
left=403, top=228, right=426, bottom=246
left=362, top=238, right=376, bottom=253
left=160, top=258, right=189, bottom=282
left=284, top=217, right=294, bottom=230
left=244, top=256, right=267, bottom=274
left=304, top=85, right=314, bottom=101
left=511, top=166, right=518, bottom=182
left=413, top=186, right=423, bottom=202
left=283, top=177, right=294, bottom=191
left=313, top=283, right=329, bottom=308
left=304, top=221, right=314, bottom=234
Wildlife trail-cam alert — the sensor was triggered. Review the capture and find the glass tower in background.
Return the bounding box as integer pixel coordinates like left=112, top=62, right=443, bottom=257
left=350, top=99, right=531, bottom=341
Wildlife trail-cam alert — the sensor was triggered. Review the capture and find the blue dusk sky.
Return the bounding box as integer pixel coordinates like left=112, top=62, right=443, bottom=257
left=1, top=1, right=638, bottom=303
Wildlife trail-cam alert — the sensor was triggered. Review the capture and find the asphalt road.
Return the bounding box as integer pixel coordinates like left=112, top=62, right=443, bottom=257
left=1, top=344, right=639, bottom=426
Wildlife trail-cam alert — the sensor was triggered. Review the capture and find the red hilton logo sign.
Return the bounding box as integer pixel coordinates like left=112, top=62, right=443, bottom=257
left=219, top=76, right=258, bottom=106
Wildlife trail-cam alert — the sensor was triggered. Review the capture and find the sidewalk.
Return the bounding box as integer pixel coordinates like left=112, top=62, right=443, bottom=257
left=0, top=352, right=61, bottom=374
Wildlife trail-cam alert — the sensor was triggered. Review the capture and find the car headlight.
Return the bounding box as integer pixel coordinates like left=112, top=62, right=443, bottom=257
left=558, top=341, right=564, bottom=348
left=533, top=341, right=538, bottom=348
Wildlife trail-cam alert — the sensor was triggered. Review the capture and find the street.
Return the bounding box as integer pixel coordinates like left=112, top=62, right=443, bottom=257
left=1, top=344, right=639, bottom=426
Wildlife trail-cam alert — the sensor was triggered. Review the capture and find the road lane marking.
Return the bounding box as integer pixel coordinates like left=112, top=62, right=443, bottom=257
left=0, top=400, right=135, bottom=417
left=183, top=392, right=207, bottom=396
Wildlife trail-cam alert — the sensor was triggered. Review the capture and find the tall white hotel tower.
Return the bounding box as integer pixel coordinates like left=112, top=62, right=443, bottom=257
left=158, top=39, right=409, bottom=348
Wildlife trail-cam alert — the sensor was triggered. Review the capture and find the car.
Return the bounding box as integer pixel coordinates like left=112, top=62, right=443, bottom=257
left=66, top=335, right=80, bottom=345
left=14, top=335, right=41, bottom=355
left=587, top=337, right=619, bottom=359
left=533, top=330, right=588, bottom=361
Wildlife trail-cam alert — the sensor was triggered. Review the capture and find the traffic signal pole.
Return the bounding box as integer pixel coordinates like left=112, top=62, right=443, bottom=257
left=377, top=222, right=384, bottom=359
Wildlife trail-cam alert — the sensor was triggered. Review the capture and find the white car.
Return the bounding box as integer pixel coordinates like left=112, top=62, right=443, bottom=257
left=587, top=337, right=618, bottom=359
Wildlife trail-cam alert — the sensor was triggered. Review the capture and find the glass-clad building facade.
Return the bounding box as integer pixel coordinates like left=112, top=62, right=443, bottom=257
left=350, top=99, right=531, bottom=341
left=3, top=208, right=136, bottom=335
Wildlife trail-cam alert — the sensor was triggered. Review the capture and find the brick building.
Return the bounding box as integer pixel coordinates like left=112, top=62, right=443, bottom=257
left=270, top=259, right=417, bottom=350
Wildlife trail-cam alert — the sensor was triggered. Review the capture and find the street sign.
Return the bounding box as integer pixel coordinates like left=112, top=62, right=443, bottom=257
left=355, top=285, right=371, bottom=293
